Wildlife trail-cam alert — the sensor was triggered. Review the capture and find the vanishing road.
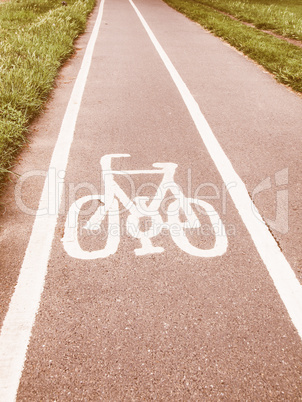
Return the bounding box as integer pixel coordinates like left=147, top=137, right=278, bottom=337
left=1, top=0, right=302, bottom=400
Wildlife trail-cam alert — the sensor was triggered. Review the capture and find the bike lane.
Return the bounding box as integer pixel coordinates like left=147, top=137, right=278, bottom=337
left=1, top=0, right=302, bottom=400
left=135, top=0, right=302, bottom=281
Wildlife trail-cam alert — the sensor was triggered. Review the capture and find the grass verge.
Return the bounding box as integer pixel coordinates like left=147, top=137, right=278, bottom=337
left=0, top=0, right=95, bottom=190
left=192, top=0, right=302, bottom=41
left=163, top=0, right=302, bottom=94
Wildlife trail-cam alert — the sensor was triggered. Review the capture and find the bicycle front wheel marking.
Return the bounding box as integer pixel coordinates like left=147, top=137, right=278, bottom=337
left=167, top=198, right=228, bottom=257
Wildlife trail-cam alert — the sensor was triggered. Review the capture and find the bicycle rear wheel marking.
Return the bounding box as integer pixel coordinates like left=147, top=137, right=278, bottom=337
left=62, top=195, right=120, bottom=260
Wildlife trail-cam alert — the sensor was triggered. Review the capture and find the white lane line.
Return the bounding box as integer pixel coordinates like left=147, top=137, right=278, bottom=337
left=129, top=0, right=302, bottom=339
left=0, top=1, right=106, bottom=400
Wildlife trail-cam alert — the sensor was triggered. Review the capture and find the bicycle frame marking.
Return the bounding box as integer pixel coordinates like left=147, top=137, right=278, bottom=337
left=62, top=154, right=228, bottom=259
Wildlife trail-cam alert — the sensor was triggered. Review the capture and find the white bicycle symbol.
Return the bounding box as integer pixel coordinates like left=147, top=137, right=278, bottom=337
left=62, top=154, right=228, bottom=259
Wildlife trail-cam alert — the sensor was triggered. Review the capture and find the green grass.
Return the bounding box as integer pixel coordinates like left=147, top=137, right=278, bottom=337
left=0, top=0, right=95, bottom=189
left=193, top=0, right=302, bottom=41
left=164, top=0, right=302, bottom=94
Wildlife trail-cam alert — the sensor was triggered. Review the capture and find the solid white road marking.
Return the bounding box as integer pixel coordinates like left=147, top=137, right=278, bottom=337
left=0, top=1, right=301, bottom=400
left=129, top=0, right=302, bottom=339
left=0, top=0, right=106, bottom=400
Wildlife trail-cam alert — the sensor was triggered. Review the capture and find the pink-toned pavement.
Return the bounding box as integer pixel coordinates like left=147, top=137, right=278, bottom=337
left=1, top=0, right=302, bottom=400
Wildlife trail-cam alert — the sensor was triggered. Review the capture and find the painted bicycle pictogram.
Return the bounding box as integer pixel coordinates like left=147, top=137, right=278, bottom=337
left=62, top=154, right=228, bottom=259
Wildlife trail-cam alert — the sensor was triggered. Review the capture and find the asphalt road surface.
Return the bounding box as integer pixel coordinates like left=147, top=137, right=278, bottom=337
left=1, top=0, right=302, bottom=400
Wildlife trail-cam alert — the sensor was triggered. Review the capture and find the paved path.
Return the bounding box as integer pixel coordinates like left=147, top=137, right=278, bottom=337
left=1, top=0, right=302, bottom=400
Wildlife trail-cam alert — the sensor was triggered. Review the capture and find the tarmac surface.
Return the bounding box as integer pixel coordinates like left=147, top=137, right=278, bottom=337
left=0, top=0, right=302, bottom=400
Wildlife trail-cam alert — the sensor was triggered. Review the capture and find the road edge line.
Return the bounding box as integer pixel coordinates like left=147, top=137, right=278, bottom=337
left=129, top=0, right=302, bottom=340
left=0, top=0, right=106, bottom=400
